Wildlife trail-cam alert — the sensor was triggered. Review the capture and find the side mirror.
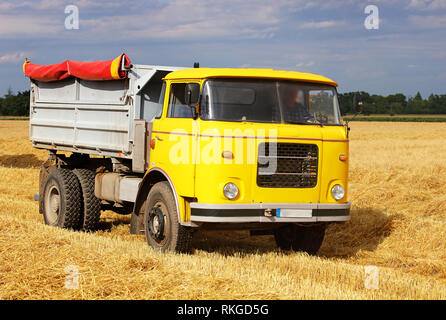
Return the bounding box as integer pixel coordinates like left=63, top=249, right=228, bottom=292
left=353, top=93, right=363, bottom=114
left=185, top=83, right=200, bottom=107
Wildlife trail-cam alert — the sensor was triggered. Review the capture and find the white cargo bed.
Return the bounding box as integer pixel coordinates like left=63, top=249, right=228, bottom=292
left=29, top=64, right=183, bottom=161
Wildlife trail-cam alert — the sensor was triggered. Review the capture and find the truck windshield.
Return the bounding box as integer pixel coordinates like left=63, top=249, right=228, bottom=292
left=200, top=79, right=342, bottom=125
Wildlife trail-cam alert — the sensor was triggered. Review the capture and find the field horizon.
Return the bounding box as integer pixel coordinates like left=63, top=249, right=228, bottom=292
left=3, top=114, right=446, bottom=123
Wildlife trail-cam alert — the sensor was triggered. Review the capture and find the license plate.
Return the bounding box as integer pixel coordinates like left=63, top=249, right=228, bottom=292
left=276, top=208, right=312, bottom=218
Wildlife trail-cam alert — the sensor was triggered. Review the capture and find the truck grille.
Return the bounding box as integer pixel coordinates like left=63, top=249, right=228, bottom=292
left=257, top=142, right=318, bottom=188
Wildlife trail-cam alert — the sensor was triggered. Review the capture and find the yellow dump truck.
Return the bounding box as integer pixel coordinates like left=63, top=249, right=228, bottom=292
left=28, top=61, right=351, bottom=254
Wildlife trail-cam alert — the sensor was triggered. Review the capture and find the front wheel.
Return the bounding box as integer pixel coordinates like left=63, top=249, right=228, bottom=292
left=274, top=224, right=326, bottom=255
left=143, top=182, right=192, bottom=253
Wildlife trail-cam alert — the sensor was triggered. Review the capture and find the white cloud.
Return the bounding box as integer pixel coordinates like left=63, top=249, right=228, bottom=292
left=407, top=0, right=446, bottom=10
left=79, top=0, right=283, bottom=40
left=0, top=0, right=120, bottom=11
left=0, top=13, right=62, bottom=38
left=0, top=0, right=63, bottom=11
left=295, top=61, right=315, bottom=68
left=408, top=0, right=428, bottom=9
left=0, top=0, right=357, bottom=41
left=300, top=20, right=346, bottom=29
left=0, top=0, right=286, bottom=40
left=0, top=52, right=28, bottom=64
left=409, top=14, right=446, bottom=28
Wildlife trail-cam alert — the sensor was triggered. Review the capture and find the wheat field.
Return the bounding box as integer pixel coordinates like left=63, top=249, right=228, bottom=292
left=0, top=120, right=445, bottom=299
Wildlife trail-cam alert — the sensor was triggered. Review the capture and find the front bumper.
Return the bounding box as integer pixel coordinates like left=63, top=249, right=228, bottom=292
left=190, top=202, right=350, bottom=223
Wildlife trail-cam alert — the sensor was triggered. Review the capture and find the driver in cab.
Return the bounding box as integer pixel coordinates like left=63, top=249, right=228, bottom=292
left=281, top=85, right=314, bottom=124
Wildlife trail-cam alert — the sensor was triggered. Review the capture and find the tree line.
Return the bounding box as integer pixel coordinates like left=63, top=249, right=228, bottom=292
left=0, top=89, right=30, bottom=116
left=1, top=89, right=446, bottom=116
left=339, top=91, right=446, bottom=115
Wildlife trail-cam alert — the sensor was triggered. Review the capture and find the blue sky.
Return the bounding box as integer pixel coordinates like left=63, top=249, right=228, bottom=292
left=0, top=0, right=445, bottom=97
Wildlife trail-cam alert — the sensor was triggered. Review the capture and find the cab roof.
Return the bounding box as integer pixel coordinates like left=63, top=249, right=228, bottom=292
left=163, top=68, right=338, bottom=87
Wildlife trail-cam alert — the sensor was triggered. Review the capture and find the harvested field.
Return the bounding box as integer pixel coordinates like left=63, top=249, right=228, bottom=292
left=0, top=121, right=445, bottom=299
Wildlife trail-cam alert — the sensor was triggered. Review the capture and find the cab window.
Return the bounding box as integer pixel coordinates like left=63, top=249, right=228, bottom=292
left=167, top=83, right=195, bottom=118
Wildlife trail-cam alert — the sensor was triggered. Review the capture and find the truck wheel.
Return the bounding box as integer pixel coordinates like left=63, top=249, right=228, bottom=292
left=42, top=168, right=82, bottom=230
left=143, top=181, right=192, bottom=253
left=274, top=224, right=326, bottom=255
left=73, top=169, right=101, bottom=231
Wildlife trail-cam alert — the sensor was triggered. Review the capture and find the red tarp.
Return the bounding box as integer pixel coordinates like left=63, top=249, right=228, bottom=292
left=23, top=54, right=131, bottom=82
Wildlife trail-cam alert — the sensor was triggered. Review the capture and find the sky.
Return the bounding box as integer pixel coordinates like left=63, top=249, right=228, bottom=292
left=0, top=0, right=445, bottom=97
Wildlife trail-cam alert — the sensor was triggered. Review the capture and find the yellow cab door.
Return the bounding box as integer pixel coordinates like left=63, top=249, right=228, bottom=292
left=149, top=80, right=201, bottom=199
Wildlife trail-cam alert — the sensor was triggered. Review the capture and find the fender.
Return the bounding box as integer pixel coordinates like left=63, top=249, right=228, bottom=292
left=130, top=167, right=182, bottom=234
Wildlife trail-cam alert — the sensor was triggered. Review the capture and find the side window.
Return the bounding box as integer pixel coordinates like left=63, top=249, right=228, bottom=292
left=156, top=82, right=166, bottom=118
left=139, top=80, right=165, bottom=122
left=167, top=83, right=194, bottom=118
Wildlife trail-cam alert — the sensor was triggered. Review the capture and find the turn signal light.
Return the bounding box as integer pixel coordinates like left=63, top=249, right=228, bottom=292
left=222, top=151, right=234, bottom=159
left=339, top=154, right=348, bottom=161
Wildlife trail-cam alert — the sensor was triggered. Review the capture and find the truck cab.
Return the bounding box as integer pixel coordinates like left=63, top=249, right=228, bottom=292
left=131, top=68, right=349, bottom=253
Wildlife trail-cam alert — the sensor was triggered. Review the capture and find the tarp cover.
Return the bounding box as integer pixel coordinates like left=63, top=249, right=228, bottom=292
left=23, top=54, right=131, bottom=82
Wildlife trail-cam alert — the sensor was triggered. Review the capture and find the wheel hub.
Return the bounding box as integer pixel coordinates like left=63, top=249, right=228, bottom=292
left=45, top=185, right=60, bottom=224
left=148, top=206, right=165, bottom=241
left=50, top=195, right=60, bottom=213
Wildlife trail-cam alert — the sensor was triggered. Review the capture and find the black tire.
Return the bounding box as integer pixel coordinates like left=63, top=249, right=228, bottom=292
left=42, top=168, right=82, bottom=230
left=274, top=224, right=326, bottom=255
left=143, top=181, right=192, bottom=253
left=73, top=169, right=101, bottom=231
left=274, top=225, right=294, bottom=251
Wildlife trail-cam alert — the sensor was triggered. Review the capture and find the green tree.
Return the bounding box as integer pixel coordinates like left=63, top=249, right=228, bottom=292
left=406, top=92, right=426, bottom=114
left=0, top=89, right=30, bottom=116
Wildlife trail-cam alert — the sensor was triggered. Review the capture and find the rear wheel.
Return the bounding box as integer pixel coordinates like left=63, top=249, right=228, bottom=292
left=144, top=182, right=192, bottom=253
left=73, top=169, right=101, bottom=231
left=274, top=224, right=326, bottom=255
left=42, top=168, right=82, bottom=230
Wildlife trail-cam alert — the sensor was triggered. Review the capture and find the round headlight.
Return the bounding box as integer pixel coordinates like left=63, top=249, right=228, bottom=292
left=223, top=183, right=239, bottom=200
left=331, top=184, right=345, bottom=200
